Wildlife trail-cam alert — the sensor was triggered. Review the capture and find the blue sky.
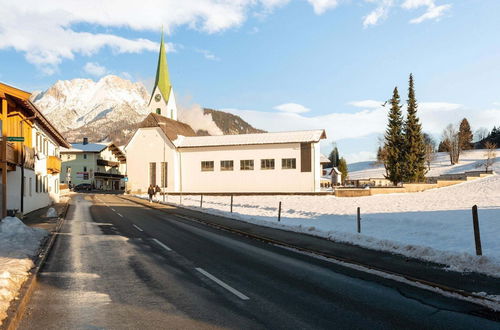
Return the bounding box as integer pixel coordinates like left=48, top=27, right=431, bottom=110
left=1, top=0, right=500, bottom=162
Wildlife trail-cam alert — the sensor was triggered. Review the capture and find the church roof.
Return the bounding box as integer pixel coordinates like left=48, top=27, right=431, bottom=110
left=140, top=113, right=196, bottom=142
left=151, top=31, right=172, bottom=104
left=174, top=129, right=326, bottom=148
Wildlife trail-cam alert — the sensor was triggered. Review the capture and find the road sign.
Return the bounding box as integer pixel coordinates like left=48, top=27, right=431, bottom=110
left=122, top=177, right=128, bottom=182
left=7, top=137, right=24, bottom=142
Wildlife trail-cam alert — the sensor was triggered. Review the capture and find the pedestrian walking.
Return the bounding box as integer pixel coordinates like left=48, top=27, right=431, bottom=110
left=154, top=184, right=161, bottom=202
left=148, top=185, right=155, bottom=203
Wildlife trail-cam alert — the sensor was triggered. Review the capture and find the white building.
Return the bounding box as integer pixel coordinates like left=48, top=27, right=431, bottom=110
left=126, top=33, right=327, bottom=193
left=60, top=139, right=126, bottom=190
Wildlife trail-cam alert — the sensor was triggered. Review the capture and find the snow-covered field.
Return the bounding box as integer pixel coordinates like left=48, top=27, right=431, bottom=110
left=139, top=173, right=500, bottom=278
left=0, top=217, right=47, bottom=325
left=348, top=148, right=500, bottom=179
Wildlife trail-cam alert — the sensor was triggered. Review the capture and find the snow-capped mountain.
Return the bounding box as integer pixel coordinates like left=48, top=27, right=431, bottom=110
left=33, top=75, right=150, bottom=134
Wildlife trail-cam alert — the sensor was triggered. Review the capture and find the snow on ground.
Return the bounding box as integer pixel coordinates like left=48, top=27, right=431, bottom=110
left=348, top=148, right=500, bottom=179
left=0, top=217, right=48, bottom=325
left=140, top=174, right=500, bottom=278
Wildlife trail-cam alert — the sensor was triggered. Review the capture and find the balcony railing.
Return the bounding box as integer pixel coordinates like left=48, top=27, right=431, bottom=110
left=1, top=140, right=20, bottom=167
left=47, top=155, right=62, bottom=174
left=97, top=159, right=120, bottom=167
left=94, top=172, right=124, bottom=179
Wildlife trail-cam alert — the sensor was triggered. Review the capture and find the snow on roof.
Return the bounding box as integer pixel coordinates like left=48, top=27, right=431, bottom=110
left=61, top=143, right=107, bottom=153
left=175, top=129, right=326, bottom=148
left=320, top=154, right=330, bottom=164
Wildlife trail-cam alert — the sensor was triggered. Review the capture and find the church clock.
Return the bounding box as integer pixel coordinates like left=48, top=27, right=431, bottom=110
left=155, top=94, right=161, bottom=102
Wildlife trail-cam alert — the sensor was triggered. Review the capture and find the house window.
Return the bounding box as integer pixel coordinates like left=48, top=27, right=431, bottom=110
left=83, top=154, right=87, bottom=159
left=23, top=176, right=26, bottom=196
left=149, top=162, right=156, bottom=186
left=83, top=166, right=87, bottom=172
left=282, top=158, right=296, bottom=169
left=35, top=175, right=39, bottom=193
left=156, top=108, right=161, bottom=114
left=29, top=177, right=32, bottom=196
left=220, top=160, right=234, bottom=171
left=240, top=160, right=254, bottom=170
left=261, top=159, right=275, bottom=170
left=161, top=162, right=168, bottom=187
left=201, top=161, right=214, bottom=172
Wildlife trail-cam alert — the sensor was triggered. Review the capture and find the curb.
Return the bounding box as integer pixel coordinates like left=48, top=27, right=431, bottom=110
left=121, top=195, right=500, bottom=314
left=1, top=202, right=70, bottom=330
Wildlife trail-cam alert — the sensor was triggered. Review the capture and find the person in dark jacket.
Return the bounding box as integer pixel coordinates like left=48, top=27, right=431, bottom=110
left=147, top=185, right=155, bottom=203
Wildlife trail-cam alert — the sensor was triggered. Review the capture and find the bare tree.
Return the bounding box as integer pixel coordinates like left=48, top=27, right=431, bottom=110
left=474, top=127, right=489, bottom=143
left=483, top=141, right=497, bottom=172
left=423, top=133, right=436, bottom=171
left=441, top=124, right=461, bottom=165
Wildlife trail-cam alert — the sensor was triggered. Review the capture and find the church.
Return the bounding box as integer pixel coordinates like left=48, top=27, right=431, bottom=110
left=125, top=33, right=326, bottom=193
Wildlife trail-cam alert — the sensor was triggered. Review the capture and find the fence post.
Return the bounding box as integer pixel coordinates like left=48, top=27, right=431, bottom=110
left=230, top=195, right=233, bottom=213
left=200, top=194, right=203, bottom=208
left=472, top=205, right=482, bottom=256
left=357, top=207, right=361, bottom=233
left=278, top=201, right=282, bottom=222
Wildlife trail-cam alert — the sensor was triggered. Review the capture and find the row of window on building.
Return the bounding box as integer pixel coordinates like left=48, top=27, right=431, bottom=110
left=149, top=162, right=168, bottom=187
left=201, top=158, right=297, bottom=172
left=35, top=132, right=58, bottom=157
left=21, top=174, right=58, bottom=197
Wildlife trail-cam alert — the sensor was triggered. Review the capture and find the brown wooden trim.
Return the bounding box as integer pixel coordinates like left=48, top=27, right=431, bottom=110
left=300, top=142, right=312, bottom=172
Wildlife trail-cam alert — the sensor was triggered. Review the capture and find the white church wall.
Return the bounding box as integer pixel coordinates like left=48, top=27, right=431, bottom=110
left=125, top=127, right=178, bottom=193
left=178, top=142, right=318, bottom=193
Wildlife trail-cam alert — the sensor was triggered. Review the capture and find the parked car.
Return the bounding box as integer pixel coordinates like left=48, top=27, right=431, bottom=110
left=73, top=183, right=92, bottom=191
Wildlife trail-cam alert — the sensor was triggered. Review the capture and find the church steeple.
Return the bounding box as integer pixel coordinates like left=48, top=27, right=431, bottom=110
left=148, top=30, right=178, bottom=120
left=153, top=29, right=171, bottom=103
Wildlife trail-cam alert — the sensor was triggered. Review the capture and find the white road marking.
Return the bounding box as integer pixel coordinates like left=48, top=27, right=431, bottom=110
left=195, top=267, right=250, bottom=300
left=133, top=224, right=143, bottom=232
left=152, top=238, right=172, bottom=251
left=117, top=213, right=123, bottom=218
left=111, top=208, right=116, bottom=211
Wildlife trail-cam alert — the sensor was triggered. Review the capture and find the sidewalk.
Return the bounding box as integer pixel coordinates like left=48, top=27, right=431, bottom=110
left=22, top=197, right=70, bottom=232
left=123, top=195, right=500, bottom=303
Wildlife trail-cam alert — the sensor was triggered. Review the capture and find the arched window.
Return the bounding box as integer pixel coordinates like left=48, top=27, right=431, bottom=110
left=171, top=109, right=173, bottom=119
left=156, top=108, right=161, bottom=115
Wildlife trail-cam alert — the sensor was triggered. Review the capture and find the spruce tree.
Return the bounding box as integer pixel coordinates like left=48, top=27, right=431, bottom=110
left=337, top=157, right=348, bottom=184
left=458, top=118, right=473, bottom=150
left=383, top=87, right=405, bottom=185
left=403, top=74, right=427, bottom=182
left=328, top=144, right=340, bottom=167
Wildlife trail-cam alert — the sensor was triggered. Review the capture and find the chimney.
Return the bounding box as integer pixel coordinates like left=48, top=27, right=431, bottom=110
left=83, top=137, right=88, bottom=145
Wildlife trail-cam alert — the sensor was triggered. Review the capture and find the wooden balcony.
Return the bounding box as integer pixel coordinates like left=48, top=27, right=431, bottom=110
left=1, top=140, right=20, bottom=170
left=47, top=155, right=62, bottom=174
left=97, top=159, right=120, bottom=167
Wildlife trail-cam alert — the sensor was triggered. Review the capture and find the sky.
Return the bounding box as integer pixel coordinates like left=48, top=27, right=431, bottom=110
left=1, top=0, right=500, bottom=163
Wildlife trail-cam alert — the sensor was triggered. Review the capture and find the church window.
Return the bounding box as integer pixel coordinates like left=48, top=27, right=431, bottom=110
left=156, top=108, right=161, bottom=114
left=282, top=158, right=296, bottom=169
left=240, top=160, right=254, bottom=171
left=220, top=160, right=233, bottom=171
left=201, top=161, right=214, bottom=172
left=171, top=110, right=173, bottom=119
left=261, top=159, right=275, bottom=170
left=161, top=162, right=168, bottom=187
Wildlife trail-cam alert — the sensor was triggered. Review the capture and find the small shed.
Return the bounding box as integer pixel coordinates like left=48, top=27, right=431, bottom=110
left=330, top=167, right=342, bottom=186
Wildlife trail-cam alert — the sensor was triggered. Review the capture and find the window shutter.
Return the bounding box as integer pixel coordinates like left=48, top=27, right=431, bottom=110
left=300, top=143, right=312, bottom=172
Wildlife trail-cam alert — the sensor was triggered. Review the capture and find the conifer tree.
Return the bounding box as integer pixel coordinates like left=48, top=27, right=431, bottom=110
left=328, top=144, right=340, bottom=167
left=458, top=118, right=473, bottom=150
left=337, top=157, right=348, bottom=184
left=383, top=87, right=405, bottom=185
left=403, top=74, right=427, bottom=182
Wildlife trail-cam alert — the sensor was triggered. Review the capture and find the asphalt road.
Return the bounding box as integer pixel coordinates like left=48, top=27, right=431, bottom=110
left=19, top=193, right=499, bottom=329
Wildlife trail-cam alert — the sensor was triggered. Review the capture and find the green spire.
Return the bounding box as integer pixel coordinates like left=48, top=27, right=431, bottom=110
left=153, top=29, right=171, bottom=103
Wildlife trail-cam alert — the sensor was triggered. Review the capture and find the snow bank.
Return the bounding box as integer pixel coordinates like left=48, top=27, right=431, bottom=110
left=138, top=174, right=500, bottom=277
left=348, top=148, right=500, bottom=179
left=0, top=217, right=48, bottom=325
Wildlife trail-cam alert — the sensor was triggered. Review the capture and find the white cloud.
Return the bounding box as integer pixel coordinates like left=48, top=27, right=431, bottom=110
left=83, top=62, right=108, bottom=77
left=196, top=49, right=220, bottom=61
left=307, top=0, right=340, bottom=15
left=349, top=100, right=383, bottom=108
left=402, top=0, right=451, bottom=24
left=273, top=103, right=311, bottom=113
left=363, top=0, right=393, bottom=27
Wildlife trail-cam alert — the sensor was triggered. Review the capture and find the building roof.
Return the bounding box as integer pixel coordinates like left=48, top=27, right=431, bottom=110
left=320, top=154, right=330, bottom=164
left=150, top=31, right=172, bottom=104
left=61, top=143, right=107, bottom=153
left=175, top=129, right=327, bottom=148
left=140, top=113, right=196, bottom=141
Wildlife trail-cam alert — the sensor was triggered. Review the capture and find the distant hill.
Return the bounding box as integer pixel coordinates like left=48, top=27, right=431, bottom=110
left=32, top=76, right=265, bottom=145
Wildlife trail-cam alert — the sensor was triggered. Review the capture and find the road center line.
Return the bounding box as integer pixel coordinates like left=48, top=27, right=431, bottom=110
left=117, top=213, right=123, bottom=218
left=133, top=224, right=143, bottom=232
left=195, top=267, right=250, bottom=300
left=111, top=208, right=116, bottom=211
left=152, top=238, right=172, bottom=251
